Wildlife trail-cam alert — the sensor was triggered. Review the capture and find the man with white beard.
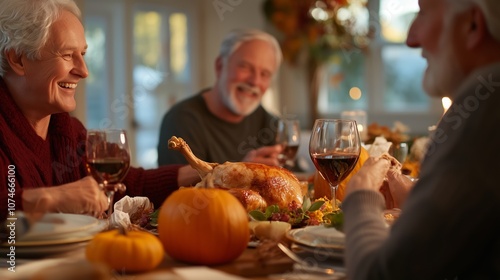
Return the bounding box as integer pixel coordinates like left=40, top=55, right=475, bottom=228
left=157, top=29, right=282, bottom=174
left=341, top=0, right=500, bottom=279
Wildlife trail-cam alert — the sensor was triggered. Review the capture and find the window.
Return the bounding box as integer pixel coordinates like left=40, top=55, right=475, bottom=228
left=83, top=0, right=196, bottom=168
left=379, top=0, right=428, bottom=112
left=132, top=8, right=192, bottom=169
left=318, top=0, right=442, bottom=133
left=85, top=16, right=111, bottom=129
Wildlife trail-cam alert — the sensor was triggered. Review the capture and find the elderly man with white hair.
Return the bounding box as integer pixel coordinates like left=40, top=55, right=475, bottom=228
left=342, top=0, right=500, bottom=279
left=157, top=29, right=283, bottom=170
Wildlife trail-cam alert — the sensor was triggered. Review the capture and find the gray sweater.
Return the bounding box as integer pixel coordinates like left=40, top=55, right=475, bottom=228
left=157, top=89, right=278, bottom=166
left=343, top=63, right=500, bottom=279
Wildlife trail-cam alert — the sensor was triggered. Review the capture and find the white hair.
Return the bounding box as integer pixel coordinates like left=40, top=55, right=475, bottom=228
left=451, top=0, right=500, bottom=42
left=218, top=29, right=282, bottom=69
left=0, top=0, right=81, bottom=77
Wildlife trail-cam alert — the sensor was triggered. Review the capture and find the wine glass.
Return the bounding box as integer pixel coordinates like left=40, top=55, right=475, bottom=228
left=85, top=129, right=130, bottom=222
left=309, top=119, right=361, bottom=209
left=389, top=142, right=408, bottom=163
left=276, top=118, right=301, bottom=169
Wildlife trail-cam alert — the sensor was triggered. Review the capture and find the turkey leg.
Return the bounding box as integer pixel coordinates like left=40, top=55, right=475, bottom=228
left=168, top=136, right=218, bottom=177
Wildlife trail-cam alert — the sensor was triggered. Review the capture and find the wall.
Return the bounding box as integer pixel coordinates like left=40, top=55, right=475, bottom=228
left=196, top=0, right=268, bottom=87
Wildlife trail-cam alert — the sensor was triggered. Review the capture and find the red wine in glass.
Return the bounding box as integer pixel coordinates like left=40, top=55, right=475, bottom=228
left=309, top=119, right=361, bottom=209
left=86, top=158, right=130, bottom=191
left=277, top=145, right=299, bottom=167
left=311, top=153, right=359, bottom=186
left=276, top=118, right=301, bottom=169
left=86, top=129, right=130, bottom=222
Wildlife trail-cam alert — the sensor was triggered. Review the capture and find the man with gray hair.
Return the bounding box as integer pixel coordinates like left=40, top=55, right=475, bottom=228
left=0, top=0, right=196, bottom=221
left=157, top=29, right=283, bottom=169
left=341, top=0, right=500, bottom=279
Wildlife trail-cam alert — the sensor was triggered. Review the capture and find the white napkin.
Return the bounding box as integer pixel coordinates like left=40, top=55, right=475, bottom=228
left=173, top=267, right=246, bottom=280
left=365, top=136, right=392, bottom=157
left=109, top=196, right=153, bottom=229
left=131, top=267, right=246, bottom=280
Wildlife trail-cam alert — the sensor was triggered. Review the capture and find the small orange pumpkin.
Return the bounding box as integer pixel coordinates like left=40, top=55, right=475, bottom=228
left=314, top=146, right=370, bottom=201
left=158, top=186, right=249, bottom=265
left=85, top=227, right=164, bottom=272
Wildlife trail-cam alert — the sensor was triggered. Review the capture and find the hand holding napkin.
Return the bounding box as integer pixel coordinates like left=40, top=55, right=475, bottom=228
left=345, top=156, right=392, bottom=197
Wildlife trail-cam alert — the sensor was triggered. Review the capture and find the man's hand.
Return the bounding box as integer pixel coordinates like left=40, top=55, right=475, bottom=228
left=345, top=155, right=391, bottom=197
left=385, top=169, right=415, bottom=208
left=242, top=144, right=282, bottom=166
left=23, top=176, right=108, bottom=217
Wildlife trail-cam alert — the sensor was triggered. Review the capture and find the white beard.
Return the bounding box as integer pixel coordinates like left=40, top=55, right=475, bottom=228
left=218, top=68, right=262, bottom=116
left=423, top=11, right=467, bottom=99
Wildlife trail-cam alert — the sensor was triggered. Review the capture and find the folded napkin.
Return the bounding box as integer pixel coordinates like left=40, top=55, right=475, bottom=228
left=110, top=196, right=153, bottom=229
left=365, top=136, right=392, bottom=157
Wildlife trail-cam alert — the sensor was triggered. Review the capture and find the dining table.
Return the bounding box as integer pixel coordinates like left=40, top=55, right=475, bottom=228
left=0, top=240, right=340, bottom=280
left=0, top=180, right=350, bottom=280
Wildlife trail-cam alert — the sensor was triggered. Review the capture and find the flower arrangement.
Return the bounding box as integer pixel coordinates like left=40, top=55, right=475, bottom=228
left=249, top=197, right=344, bottom=229
left=262, top=0, right=372, bottom=64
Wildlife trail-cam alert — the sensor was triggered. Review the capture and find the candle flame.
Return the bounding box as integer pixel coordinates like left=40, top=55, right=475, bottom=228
left=442, top=97, right=452, bottom=114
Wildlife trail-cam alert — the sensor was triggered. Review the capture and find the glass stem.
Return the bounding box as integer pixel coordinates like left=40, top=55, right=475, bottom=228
left=106, top=192, right=114, bottom=218
left=104, top=183, right=116, bottom=223
left=330, top=184, right=338, bottom=209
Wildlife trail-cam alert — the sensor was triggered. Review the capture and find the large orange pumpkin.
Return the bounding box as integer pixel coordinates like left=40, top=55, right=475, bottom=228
left=158, top=187, right=249, bottom=265
left=314, top=146, right=370, bottom=201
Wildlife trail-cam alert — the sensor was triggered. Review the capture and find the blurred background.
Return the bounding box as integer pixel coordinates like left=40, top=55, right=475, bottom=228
left=73, top=0, right=443, bottom=169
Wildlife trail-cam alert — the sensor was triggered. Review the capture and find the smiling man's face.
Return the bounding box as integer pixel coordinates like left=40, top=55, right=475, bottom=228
left=20, top=10, right=88, bottom=116
left=218, top=39, right=277, bottom=116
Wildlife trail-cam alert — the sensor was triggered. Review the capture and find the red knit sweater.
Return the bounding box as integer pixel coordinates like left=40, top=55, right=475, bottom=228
left=0, top=78, right=182, bottom=221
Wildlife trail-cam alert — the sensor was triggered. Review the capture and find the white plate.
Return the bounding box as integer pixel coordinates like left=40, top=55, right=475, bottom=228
left=292, top=243, right=343, bottom=259
left=286, top=226, right=345, bottom=250
left=1, top=216, right=107, bottom=257
left=18, top=213, right=99, bottom=242
left=0, top=241, right=89, bottom=258
left=0, top=214, right=108, bottom=250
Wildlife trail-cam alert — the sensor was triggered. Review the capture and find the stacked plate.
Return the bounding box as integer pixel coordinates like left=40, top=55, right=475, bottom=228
left=1, top=213, right=107, bottom=257
left=286, top=225, right=345, bottom=260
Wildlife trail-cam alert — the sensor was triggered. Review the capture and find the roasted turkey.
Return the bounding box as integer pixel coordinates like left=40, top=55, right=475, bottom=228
left=168, top=136, right=303, bottom=211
